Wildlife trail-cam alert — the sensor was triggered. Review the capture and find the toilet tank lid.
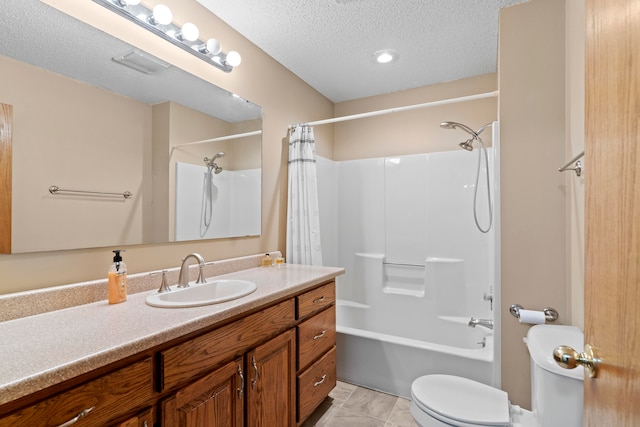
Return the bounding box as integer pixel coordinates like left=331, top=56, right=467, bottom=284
left=525, top=324, right=584, bottom=381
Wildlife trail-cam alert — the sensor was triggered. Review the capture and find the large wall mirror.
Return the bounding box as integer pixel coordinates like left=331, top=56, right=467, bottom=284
left=0, top=1, right=262, bottom=253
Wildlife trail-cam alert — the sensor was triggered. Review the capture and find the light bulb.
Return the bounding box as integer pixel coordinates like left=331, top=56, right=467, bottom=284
left=225, top=51, right=242, bottom=67
left=198, top=38, right=221, bottom=55
left=179, top=23, right=199, bottom=42
left=149, top=4, right=172, bottom=25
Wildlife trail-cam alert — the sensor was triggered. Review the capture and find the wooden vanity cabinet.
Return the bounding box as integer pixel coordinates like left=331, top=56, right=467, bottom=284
left=246, top=328, right=296, bottom=427
left=161, top=358, right=244, bottom=427
left=0, top=358, right=154, bottom=427
left=295, top=282, right=337, bottom=425
left=115, top=407, right=154, bottom=427
left=159, top=299, right=297, bottom=427
left=0, top=280, right=338, bottom=427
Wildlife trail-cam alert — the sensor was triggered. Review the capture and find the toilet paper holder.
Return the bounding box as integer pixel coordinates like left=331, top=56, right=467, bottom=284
left=510, top=304, right=559, bottom=322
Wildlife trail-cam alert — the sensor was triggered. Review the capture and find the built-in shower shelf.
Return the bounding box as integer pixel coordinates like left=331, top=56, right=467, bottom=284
left=382, top=286, right=425, bottom=297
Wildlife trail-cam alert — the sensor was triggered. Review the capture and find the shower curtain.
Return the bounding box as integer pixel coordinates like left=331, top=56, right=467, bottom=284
left=286, top=125, right=323, bottom=265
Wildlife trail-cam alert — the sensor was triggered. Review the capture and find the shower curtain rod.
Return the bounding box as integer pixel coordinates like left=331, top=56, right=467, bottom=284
left=175, top=130, right=263, bottom=148
left=288, top=90, right=498, bottom=130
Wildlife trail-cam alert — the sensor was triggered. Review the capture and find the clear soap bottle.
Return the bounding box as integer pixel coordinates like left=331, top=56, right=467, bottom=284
left=261, top=253, right=272, bottom=267
left=108, top=250, right=127, bottom=304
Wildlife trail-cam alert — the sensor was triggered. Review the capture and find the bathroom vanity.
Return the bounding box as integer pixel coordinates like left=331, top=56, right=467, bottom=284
left=0, top=257, right=343, bottom=426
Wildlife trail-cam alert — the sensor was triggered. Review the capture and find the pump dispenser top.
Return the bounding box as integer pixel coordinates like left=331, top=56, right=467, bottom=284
left=108, top=249, right=127, bottom=304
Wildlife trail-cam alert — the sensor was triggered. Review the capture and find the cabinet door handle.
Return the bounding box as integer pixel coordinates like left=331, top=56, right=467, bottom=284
left=56, top=406, right=96, bottom=427
left=251, top=356, right=259, bottom=389
left=237, top=365, right=245, bottom=398
left=313, top=296, right=325, bottom=304
left=313, top=330, right=327, bottom=340
left=313, top=375, right=327, bottom=387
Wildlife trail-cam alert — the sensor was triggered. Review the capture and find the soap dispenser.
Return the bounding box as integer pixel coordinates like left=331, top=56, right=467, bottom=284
left=108, top=250, right=127, bottom=304
left=261, top=253, right=272, bottom=267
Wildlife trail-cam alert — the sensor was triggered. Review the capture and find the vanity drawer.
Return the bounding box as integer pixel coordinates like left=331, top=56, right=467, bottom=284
left=297, top=346, right=336, bottom=424
left=296, top=281, right=335, bottom=320
left=0, top=358, right=153, bottom=427
left=160, top=299, right=295, bottom=391
left=297, top=305, right=336, bottom=371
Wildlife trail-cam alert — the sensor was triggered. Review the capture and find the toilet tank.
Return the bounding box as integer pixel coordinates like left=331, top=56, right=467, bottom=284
left=525, top=325, right=584, bottom=427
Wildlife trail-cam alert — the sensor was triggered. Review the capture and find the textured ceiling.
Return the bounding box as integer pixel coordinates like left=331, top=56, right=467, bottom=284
left=197, top=0, right=528, bottom=102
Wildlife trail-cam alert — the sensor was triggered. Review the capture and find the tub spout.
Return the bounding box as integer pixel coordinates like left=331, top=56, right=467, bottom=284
left=468, top=317, right=493, bottom=330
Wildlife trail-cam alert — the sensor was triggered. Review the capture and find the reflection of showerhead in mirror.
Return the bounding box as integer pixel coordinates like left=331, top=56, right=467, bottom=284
left=204, top=151, right=225, bottom=174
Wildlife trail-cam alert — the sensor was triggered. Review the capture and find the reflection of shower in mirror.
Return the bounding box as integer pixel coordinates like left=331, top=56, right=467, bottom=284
left=202, top=152, right=225, bottom=233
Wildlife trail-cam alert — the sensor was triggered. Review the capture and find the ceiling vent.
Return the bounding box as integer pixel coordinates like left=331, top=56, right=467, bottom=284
left=112, top=50, right=171, bottom=74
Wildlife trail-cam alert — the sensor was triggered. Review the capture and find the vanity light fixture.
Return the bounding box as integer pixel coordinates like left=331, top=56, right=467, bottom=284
left=93, top=0, right=242, bottom=73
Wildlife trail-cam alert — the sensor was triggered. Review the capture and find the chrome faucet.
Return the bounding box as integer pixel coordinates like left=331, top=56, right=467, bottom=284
left=468, top=317, right=494, bottom=330
left=177, top=253, right=206, bottom=288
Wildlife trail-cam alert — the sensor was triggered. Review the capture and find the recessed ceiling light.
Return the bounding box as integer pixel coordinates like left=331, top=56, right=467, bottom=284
left=374, top=49, right=398, bottom=64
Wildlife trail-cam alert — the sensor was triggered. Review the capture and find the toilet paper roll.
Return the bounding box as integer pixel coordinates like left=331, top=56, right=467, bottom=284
left=518, top=309, right=546, bottom=325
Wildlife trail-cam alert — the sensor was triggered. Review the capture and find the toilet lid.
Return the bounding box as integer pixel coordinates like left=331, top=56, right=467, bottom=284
left=411, top=375, right=510, bottom=427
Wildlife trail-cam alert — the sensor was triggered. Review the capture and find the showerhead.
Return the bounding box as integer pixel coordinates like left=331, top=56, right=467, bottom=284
left=204, top=151, right=225, bottom=173
left=458, top=139, right=474, bottom=151
left=440, top=121, right=478, bottom=137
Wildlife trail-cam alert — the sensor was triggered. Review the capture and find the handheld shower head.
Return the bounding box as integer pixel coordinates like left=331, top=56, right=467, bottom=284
left=440, top=121, right=478, bottom=137
left=204, top=151, right=225, bottom=173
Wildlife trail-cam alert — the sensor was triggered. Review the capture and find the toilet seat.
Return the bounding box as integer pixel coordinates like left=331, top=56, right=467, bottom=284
left=411, top=375, right=510, bottom=427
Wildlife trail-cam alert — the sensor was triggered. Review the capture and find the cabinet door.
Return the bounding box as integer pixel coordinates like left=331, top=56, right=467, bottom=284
left=114, top=407, right=153, bottom=427
left=162, top=358, right=244, bottom=427
left=246, top=329, right=296, bottom=427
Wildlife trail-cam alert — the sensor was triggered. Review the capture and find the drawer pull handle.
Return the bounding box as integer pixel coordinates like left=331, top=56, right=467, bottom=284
left=313, top=375, right=327, bottom=387
left=313, top=330, right=327, bottom=340
left=251, top=356, right=259, bottom=389
left=313, top=296, right=326, bottom=304
left=57, top=406, right=95, bottom=427
left=237, top=365, right=245, bottom=398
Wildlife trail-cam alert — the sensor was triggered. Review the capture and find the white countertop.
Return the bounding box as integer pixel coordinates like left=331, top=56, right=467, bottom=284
left=0, top=263, right=344, bottom=406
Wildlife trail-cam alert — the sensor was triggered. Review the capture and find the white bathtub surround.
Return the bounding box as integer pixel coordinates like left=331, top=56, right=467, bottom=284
left=287, top=125, right=323, bottom=265
left=175, top=162, right=261, bottom=240
left=317, top=129, right=500, bottom=397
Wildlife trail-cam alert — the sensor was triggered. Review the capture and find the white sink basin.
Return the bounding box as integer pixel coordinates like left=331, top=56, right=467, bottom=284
left=145, top=279, right=257, bottom=308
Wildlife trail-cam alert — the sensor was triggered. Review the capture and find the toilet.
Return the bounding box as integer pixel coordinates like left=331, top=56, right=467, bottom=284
left=410, top=325, right=584, bottom=427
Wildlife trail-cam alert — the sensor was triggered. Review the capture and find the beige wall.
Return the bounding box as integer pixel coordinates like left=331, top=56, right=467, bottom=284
left=1, top=56, right=151, bottom=253
left=566, top=0, right=585, bottom=330
left=334, top=74, right=497, bottom=160
left=0, top=0, right=333, bottom=294
left=499, top=0, right=570, bottom=408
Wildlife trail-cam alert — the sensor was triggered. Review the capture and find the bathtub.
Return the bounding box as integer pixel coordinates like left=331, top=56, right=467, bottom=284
left=319, top=144, right=500, bottom=399
left=336, top=298, right=497, bottom=399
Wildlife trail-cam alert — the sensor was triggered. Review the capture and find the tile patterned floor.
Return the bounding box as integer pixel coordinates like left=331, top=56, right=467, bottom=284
left=301, top=381, right=419, bottom=427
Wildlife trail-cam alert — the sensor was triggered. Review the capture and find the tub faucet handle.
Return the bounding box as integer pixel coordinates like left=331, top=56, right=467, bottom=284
left=483, top=292, right=493, bottom=310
